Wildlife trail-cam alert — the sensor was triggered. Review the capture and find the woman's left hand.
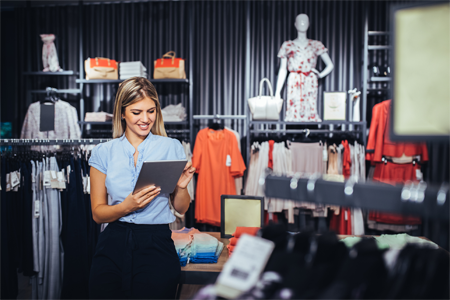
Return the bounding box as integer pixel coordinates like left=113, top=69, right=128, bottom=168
left=176, top=161, right=196, bottom=189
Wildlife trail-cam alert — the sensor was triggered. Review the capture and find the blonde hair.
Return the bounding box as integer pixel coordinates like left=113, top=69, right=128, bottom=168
left=112, top=77, right=167, bottom=138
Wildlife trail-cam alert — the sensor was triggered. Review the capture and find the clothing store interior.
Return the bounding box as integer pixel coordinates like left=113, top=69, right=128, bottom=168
left=1, top=0, right=449, bottom=299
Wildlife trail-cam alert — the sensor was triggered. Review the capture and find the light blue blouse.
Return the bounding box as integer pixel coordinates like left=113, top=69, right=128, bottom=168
left=88, top=133, right=186, bottom=224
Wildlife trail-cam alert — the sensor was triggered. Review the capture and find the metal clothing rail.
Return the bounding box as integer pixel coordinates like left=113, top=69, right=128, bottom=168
left=264, top=173, right=449, bottom=221
left=250, top=129, right=361, bottom=134
left=0, top=139, right=111, bottom=145
left=166, top=129, right=190, bottom=134
left=192, top=114, right=247, bottom=120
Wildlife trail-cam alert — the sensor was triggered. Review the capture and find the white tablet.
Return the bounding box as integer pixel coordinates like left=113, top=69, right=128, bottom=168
left=132, top=160, right=187, bottom=195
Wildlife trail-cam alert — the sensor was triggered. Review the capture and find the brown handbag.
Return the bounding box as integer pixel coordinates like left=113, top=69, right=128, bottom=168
left=153, top=51, right=186, bottom=79
left=85, top=57, right=118, bottom=80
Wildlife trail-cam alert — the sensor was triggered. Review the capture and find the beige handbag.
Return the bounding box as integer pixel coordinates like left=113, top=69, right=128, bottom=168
left=85, top=57, right=118, bottom=80
left=154, top=51, right=186, bottom=79
left=248, top=78, right=283, bottom=120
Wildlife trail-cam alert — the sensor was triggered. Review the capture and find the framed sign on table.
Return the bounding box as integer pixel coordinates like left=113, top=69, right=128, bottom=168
left=323, top=91, right=347, bottom=121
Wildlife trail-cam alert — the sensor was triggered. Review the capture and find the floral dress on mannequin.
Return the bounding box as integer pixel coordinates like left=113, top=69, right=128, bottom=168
left=278, top=40, right=327, bottom=122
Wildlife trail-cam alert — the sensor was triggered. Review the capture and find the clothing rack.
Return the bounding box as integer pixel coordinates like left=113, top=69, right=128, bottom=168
left=250, top=129, right=361, bottom=134
left=192, top=114, right=247, bottom=120
left=264, top=173, right=449, bottom=221
left=0, top=139, right=110, bottom=146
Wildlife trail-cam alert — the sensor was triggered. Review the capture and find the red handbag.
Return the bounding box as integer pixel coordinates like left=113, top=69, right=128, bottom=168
left=153, top=51, right=186, bottom=79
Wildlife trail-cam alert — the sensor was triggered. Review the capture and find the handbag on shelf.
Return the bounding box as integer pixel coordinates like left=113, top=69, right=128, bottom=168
left=248, top=78, right=283, bottom=120
left=84, top=57, right=118, bottom=80
left=153, top=51, right=186, bottom=79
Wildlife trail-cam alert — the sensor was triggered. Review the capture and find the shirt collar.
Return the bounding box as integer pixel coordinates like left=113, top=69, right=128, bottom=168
left=120, top=132, right=154, bottom=156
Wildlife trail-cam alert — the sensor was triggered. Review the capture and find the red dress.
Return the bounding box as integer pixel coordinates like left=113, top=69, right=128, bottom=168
left=366, top=100, right=428, bottom=225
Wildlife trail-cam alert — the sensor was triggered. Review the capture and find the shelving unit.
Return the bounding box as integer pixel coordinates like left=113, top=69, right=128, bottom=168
left=362, top=10, right=392, bottom=124
left=22, top=0, right=193, bottom=144
left=73, top=2, right=193, bottom=140
left=23, top=70, right=80, bottom=112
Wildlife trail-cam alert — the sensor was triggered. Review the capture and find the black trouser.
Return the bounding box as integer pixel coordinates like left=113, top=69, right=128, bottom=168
left=89, top=221, right=180, bottom=299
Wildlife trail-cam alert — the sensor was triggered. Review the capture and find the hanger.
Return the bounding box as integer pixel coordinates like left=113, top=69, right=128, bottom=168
left=207, top=117, right=224, bottom=130
left=41, top=87, right=58, bottom=103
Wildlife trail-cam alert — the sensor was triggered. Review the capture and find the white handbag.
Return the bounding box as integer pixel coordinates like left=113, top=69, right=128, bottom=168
left=248, top=78, right=283, bottom=120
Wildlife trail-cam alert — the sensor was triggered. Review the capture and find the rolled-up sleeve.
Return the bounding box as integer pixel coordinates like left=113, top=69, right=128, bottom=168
left=89, top=144, right=107, bottom=174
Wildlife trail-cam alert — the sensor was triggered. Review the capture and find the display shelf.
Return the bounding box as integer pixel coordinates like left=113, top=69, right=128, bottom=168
left=76, top=78, right=189, bottom=84
left=78, top=121, right=112, bottom=125
left=368, top=45, right=391, bottom=50
left=370, top=77, right=391, bottom=82
left=23, top=71, right=78, bottom=76
left=368, top=31, right=389, bottom=36
left=165, top=121, right=189, bottom=125
left=30, top=89, right=81, bottom=94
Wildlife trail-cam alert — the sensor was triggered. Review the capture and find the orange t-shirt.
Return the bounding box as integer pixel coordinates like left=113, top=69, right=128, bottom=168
left=192, top=128, right=246, bottom=226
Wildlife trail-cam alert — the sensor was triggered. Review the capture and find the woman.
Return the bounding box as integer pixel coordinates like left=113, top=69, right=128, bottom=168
left=88, top=77, right=195, bottom=299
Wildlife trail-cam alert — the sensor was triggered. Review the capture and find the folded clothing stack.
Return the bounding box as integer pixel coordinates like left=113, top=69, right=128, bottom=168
left=341, top=233, right=439, bottom=250
left=190, top=233, right=224, bottom=264
left=161, top=103, right=187, bottom=122
left=84, top=111, right=113, bottom=122
left=172, top=227, right=200, bottom=266
left=227, top=227, right=261, bottom=256
left=119, top=61, right=147, bottom=80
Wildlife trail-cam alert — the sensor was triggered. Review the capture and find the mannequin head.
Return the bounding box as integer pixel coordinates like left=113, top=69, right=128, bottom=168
left=295, top=14, right=309, bottom=32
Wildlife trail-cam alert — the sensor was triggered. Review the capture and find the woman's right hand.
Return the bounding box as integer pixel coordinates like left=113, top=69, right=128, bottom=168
left=122, top=185, right=161, bottom=213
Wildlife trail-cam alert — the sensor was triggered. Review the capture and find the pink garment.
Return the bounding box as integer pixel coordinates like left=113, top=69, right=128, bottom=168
left=40, top=34, right=61, bottom=72
left=278, top=40, right=327, bottom=122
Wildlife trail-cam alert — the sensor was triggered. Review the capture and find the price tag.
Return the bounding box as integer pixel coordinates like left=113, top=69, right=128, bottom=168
left=215, top=234, right=274, bottom=299
left=11, top=171, right=20, bottom=188
left=416, top=169, right=423, bottom=181
left=87, top=176, right=90, bottom=194
left=50, top=170, right=57, bottom=179
left=226, top=155, right=232, bottom=167
left=57, top=172, right=66, bottom=190
left=43, top=171, right=51, bottom=187
left=6, top=173, right=11, bottom=192
left=34, top=200, right=40, bottom=218
left=67, top=166, right=71, bottom=185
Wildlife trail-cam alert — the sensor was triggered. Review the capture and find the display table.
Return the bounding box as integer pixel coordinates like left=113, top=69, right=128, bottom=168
left=179, top=232, right=229, bottom=285
left=178, top=233, right=435, bottom=286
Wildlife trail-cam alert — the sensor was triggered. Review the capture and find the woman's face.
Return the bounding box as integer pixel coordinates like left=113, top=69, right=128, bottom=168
left=122, top=97, right=157, bottom=139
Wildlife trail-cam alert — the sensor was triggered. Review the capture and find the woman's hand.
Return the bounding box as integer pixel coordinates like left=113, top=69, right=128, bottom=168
left=121, top=186, right=161, bottom=213
left=176, top=161, right=196, bottom=189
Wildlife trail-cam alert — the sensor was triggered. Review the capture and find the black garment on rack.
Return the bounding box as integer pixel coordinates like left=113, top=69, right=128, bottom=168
left=60, top=157, right=90, bottom=299
left=1, top=156, right=19, bottom=299
left=20, top=161, right=36, bottom=276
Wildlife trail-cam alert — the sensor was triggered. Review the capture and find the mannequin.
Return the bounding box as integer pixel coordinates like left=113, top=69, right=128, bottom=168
left=275, top=14, right=333, bottom=122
